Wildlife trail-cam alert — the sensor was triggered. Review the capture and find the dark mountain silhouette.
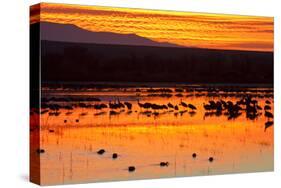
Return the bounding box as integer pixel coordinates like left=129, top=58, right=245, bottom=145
left=39, top=22, right=183, bottom=48
left=30, top=22, right=273, bottom=84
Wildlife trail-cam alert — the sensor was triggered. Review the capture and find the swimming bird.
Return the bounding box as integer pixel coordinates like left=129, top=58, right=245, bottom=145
left=36, top=149, right=45, bottom=154
left=112, top=153, right=118, bottom=159
left=192, top=153, right=197, bottom=158
left=128, top=166, right=135, bottom=172
left=97, top=149, right=105, bottom=155
left=160, top=162, right=169, bottom=167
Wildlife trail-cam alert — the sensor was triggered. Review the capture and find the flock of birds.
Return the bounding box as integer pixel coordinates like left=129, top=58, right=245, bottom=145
left=33, top=87, right=273, bottom=175
left=37, top=93, right=273, bottom=131
left=94, top=149, right=214, bottom=172
left=202, top=96, right=273, bottom=131
left=38, top=99, right=201, bottom=123
left=36, top=147, right=214, bottom=173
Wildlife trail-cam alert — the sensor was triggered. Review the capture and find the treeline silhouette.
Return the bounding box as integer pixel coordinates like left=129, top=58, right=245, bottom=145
left=41, top=40, right=273, bottom=84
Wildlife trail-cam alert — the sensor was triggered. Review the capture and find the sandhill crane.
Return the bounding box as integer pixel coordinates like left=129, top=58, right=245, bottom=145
left=188, top=104, right=197, bottom=110
left=265, top=121, right=273, bottom=131
left=180, top=99, right=188, bottom=108
left=264, top=105, right=271, bottom=111
left=124, top=102, right=132, bottom=110
left=160, top=162, right=169, bottom=167
left=167, top=103, right=174, bottom=109
left=203, top=103, right=212, bottom=111
left=137, top=99, right=144, bottom=108
left=264, top=111, right=273, bottom=119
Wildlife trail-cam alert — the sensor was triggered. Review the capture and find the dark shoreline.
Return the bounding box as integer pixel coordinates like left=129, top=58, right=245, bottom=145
left=41, top=81, right=273, bottom=89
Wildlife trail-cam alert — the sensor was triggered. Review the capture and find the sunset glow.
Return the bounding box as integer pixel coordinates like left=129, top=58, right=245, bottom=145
left=30, top=3, right=273, bottom=52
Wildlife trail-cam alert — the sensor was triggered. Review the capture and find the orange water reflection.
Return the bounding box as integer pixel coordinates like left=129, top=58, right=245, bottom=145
left=34, top=88, right=273, bottom=185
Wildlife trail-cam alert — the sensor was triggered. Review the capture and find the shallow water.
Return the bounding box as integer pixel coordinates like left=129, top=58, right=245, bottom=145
left=32, top=86, right=274, bottom=185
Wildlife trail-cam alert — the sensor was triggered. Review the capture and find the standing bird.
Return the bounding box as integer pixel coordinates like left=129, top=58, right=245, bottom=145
left=264, top=105, right=271, bottom=111
left=203, top=103, right=212, bottom=111
left=180, top=99, right=188, bottom=108
left=167, top=103, right=174, bottom=109
left=265, top=100, right=271, bottom=105
left=264, top=121, right=273, bottom=131
left=124, top=102, right=132, bottom=110
left=188, top=104, right=197, bottom=111
left=137, top=99, right=144, bottom=109
left=264, top=111, right=273, bottom=119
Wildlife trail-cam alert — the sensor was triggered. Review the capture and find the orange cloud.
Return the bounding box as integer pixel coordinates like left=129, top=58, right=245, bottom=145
left=31, top=3, right=273, bottom=52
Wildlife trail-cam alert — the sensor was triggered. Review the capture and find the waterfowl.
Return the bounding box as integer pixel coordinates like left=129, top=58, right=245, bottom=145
left=265, top=121, right=273, bottom=131
left=180, top=99, right=188, bottom=108
left=188, top=104, right=197, bottom=110
left=167, top=103, right=174, bottom=109
left=128, top=166, right=135, bottom=172
left=264, top=111, right=273, bottom=119
left=97, top=149, right=105, bottom=155
left=124, top=102, right=132, bottom=110
left=112, top=153, right=118, bottom=159
left=264, top=105, right=271, bottom=111
left=160, top=162, right=169, bottom=167
left=36, top=149, right=45, bottom=154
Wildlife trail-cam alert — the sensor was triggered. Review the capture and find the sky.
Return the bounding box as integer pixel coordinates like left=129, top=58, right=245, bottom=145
left=31, top=3, right=273, bottom=52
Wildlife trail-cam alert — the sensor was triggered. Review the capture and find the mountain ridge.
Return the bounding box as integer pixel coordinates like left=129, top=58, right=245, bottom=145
left=37, top=21, right=183, bottom=48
